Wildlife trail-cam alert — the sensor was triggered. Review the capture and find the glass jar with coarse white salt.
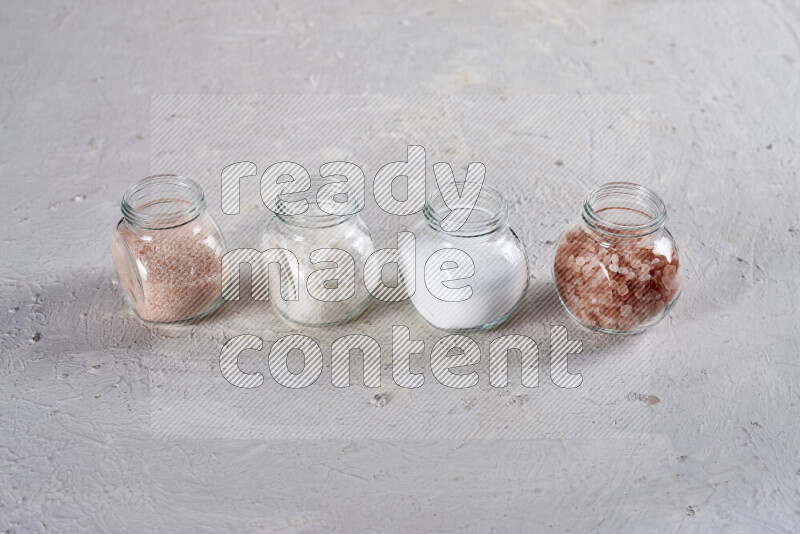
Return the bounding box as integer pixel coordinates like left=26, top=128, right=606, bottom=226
left=261, top=195, right=377, bottom=327
left=402, top=184, right=530, bottom=331
left=553, top=182, right=682, bottom=334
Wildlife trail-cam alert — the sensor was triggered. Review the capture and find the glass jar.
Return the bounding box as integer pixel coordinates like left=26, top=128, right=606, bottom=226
left=262, top=201, right=376, bottom=326
left=403, top=184, right=529, bottom=331
left=111, top=175, right=227, bottom=323
left=553, top=182, right=682, bottom=334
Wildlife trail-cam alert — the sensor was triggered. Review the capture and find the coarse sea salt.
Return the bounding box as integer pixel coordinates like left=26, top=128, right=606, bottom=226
left=261, top=202, right=376, bottom=326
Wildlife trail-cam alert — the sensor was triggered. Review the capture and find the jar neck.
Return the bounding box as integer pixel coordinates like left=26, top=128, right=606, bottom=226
left=424, top=183, right=508, bottom=238
left=581, top=182, right=666, bottom=238
left=121, top=174, right=206, bottom=230
left=274, top=177, right=360, bottom=229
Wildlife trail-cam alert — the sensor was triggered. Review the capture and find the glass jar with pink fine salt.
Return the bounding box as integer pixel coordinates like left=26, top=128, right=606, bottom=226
left=553, top=182, right=682, bottom=334
left=111, top=175, right=228, bottom=323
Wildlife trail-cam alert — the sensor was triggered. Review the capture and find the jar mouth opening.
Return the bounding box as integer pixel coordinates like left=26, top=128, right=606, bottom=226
left=275, top=201, right=355, bottom=229
left=122, top=174, right=205, bottom=229
left=424, top=183, right=508, bottom=237
left=582, top=182, right=666, bottom=237
left=274, top=177, right=357, bottom=228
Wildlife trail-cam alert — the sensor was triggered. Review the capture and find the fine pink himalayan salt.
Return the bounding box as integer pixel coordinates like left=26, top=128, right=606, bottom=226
left=554, top=227, right=682, bottom=332
left=111, top=220, right=224, bottom=323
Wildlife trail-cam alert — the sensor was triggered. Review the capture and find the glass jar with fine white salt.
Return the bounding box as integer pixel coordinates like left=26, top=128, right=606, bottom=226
left=111, top=175, right=228, bottom=323
left=262, top=194, right=376, bottom=326
left=402, top=184, right=530, bottom=331
left=553, top=182, right=682, bottom=334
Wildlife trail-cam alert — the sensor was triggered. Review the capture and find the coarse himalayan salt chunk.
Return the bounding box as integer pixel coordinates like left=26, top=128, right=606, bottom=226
left=554, top=227, right=682, bottom=332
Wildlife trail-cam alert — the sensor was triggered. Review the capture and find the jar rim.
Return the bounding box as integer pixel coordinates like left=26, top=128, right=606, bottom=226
left=582, top=182, right=667, bottom=237
left=274, top=201, right=356, bottom=229
left=424, top=183, right=508, bottom=237
left=121, top=174, right=206, bottom=230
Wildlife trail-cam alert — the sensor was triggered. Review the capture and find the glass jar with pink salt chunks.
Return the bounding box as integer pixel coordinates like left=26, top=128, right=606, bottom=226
left=111, top=175, right=230, bottom=323
left=553, top=182, right=682, bottom=334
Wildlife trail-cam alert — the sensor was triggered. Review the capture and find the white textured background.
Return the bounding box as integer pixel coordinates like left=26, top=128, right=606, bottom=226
left=1, top=1, right=799, bottom=532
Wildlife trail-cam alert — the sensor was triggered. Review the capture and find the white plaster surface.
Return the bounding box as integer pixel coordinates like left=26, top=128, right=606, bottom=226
left=1, top=1, right=800, bottom=532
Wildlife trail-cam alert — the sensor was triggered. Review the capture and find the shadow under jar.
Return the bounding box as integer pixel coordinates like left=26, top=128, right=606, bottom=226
left=261, top=200, right=376, bottom=327
left=553, top=182, right=682, bottom=334
left=404, top=184, right=530, bottom=332
left=111, top=175, right=228, bottom=323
